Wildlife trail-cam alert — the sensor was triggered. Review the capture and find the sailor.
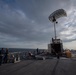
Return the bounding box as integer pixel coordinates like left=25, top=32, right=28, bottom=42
left=4, top=48, right=9, bottom=63
left=0, top=50, right=2, bottom=65
left=0, top=48, right=5, bottom=65
left=56, top=52, right=60, bottom=59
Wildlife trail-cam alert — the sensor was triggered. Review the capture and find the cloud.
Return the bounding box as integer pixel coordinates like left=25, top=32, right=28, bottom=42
left=58, top=7, right=76, bottom=43
left=0, top=0, right=76, bottom=49
left=0, top=2, right=52, bottom=48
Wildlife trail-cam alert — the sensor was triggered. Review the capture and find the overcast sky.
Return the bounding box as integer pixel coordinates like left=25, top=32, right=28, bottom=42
left=0, top=0, right=76, bottom=49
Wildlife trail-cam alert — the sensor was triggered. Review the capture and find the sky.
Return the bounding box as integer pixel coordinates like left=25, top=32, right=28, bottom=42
left=0, top=0, right=76, bottom=49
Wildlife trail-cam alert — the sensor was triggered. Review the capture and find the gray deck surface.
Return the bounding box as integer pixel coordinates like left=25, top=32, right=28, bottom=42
left=0, top=58, right=76, bottom=75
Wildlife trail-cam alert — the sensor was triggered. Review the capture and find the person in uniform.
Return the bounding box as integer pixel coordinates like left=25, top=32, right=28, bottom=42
left=0, top=48, right=5, bottom=65
left=4, top=48, right=9, bottom=63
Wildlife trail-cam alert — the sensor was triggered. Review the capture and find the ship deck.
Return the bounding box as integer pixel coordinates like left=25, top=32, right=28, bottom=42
left=0, top=58, right=76, bottom=75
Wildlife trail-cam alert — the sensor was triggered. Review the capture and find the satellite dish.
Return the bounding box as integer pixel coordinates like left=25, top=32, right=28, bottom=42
left=49, top=9, right=67, bottom=22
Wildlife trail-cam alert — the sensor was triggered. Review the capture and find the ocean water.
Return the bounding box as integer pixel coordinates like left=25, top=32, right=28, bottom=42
left=0, top=48, right=45, bottom=52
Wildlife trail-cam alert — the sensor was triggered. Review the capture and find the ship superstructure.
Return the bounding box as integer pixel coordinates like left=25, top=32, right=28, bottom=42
left=48, top=9, right=67, bottom=55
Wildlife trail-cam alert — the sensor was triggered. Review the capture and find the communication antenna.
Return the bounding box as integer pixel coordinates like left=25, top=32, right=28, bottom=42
left=49, top=9, right=67, bottom=39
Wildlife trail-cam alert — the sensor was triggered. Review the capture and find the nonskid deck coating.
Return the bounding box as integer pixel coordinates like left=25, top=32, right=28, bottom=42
left=0, top=58, right=76, bottom=75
